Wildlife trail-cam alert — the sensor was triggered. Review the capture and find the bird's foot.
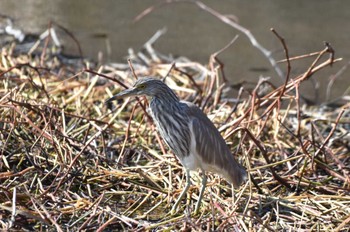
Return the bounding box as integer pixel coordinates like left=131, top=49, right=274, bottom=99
left=170, top=206, right=178, bottom=215
left=193, top=202, right=201, bottom=215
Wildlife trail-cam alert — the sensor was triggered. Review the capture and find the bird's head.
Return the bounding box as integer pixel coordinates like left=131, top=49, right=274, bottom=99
left=106, top=77, right=177, bottom=103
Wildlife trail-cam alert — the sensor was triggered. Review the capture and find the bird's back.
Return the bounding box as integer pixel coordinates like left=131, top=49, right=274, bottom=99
left=183, top=101, right=247, bottom=188
left=149, top=93, right=246, bottom=188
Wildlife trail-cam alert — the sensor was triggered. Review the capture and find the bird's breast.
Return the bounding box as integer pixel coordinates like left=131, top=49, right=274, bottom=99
left=149, top=101, right=191, bottom=160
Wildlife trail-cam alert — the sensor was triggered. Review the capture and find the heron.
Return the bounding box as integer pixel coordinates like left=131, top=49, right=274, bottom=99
left=106, top=77, right=247, bottom=213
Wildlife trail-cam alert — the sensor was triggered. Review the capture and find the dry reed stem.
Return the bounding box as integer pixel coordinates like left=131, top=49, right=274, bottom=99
left=0, top=21, right=349, bottom=232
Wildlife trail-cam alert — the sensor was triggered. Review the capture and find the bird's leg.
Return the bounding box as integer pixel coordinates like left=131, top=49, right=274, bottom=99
left=194, top=171, right=207, bottom=214
left=171, top=169, right=191, bottom=214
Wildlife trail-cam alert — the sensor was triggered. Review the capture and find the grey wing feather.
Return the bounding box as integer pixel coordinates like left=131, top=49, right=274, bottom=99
left=183, top=101, right=247, bottom=187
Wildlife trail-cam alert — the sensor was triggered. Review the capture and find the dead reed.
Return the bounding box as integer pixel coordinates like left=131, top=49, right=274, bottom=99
left=0, top=25, right=349, bottom=231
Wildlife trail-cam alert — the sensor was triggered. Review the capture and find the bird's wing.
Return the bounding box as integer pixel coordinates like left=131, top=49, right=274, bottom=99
left=182, top=101, right=247, bottom=187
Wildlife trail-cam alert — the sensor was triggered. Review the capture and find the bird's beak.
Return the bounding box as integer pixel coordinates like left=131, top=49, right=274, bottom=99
left=105, top=87, right=137, bottom=104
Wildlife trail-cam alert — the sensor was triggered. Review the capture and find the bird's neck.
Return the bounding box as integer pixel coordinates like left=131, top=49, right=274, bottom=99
left=152, top=89, right=179, bottom=104
left=151, top=95, right=179, bottom=106
left=150, top=95, right=181, bottom=113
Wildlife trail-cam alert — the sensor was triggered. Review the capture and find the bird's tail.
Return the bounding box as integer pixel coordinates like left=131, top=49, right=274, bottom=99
left=227, top=161, right=247, bottom=188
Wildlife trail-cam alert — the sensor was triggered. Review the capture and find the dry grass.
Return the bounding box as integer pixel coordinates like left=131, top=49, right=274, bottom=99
left=1, top=28, right=350, bottom=232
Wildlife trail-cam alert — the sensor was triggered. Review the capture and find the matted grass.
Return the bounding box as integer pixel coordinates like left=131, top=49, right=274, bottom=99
left=0, top=28, right=349, bottom=231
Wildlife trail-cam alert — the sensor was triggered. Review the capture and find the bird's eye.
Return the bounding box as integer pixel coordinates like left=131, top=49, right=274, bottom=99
left=138, top=84, right=146, bottom=89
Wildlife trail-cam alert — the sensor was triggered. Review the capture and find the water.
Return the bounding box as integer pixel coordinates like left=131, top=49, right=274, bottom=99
left=1, top=0, right=349, bottom=103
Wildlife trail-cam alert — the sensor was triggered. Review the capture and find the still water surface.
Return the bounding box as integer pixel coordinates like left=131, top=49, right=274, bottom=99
left=1, top=0, right=349, bottom=103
